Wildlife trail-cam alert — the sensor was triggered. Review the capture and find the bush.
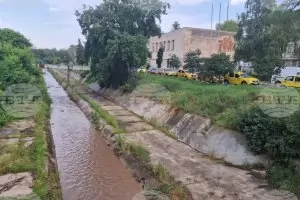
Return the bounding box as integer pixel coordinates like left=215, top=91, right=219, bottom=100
left=237, top=106, right=300, bottom=164
left=120, top=72, right=140, bottom=93
left=268, top=165, right=300, bottom=198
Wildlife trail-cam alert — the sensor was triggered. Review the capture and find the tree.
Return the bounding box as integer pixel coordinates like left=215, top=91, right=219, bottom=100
left=172, top=21, right=180, bottom=30
left=235, top=0, right=289, bottom=80
left=0, top=28, right=31, bottom=49
left=75, top=0, right=169, bottom=88
left=32, top=48, right=72, bottom=64
left=203, top=53, right=234, bottom=78
left=169, top=54, right=181, bottom=69
left=76, top=39, right=86, bottom=65
left=216, top=20, right=238, bottom=32
left=184, top=49, right=202, bottom=72
left=156, top=47, right=164, bottom=68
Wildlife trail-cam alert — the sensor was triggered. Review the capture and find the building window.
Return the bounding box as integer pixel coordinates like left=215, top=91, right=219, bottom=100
left=159, top=42, right=162, bottom=48
left=163, top=41, right=166, bottom=51
left=172, top=40, right=175, bottom=51
left=152, top=43, right=154, bottom=52
left=167, top=41, right=170, bottom=51
left=156, top=42, right=158, bottom=51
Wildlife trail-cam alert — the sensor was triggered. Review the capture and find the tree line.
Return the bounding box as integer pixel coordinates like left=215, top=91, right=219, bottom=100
left=32, top=39, right=87, bottom=66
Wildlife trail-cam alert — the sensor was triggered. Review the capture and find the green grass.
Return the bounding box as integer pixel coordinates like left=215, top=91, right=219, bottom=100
left=268, top=165, right=300, bottom=198
left=139, top=74, right=260, bottom=129
left=78, top=93, right=121, bottom=130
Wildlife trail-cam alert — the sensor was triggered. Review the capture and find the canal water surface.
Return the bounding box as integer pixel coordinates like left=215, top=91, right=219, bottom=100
left=44, top=70, right=141, bottom=200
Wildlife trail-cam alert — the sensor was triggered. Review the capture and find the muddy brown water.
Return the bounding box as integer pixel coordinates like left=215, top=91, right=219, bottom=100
left=44, top=70, right=141, bottom=200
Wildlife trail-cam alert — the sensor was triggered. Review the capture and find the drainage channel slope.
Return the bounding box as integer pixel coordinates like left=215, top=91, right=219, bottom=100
left=58, top=69, right=299, bottom=200
left=44, top=70, right=141, bottom=200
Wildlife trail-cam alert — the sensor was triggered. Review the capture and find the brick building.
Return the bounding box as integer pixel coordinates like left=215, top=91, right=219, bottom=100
left=148, top=27, right=236, bottom=68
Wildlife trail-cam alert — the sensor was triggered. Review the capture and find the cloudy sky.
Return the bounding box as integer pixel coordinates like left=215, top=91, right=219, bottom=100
left=0, top=0, right=246, bottom=49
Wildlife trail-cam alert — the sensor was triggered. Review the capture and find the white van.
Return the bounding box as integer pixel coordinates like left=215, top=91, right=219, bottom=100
left=271, top=66, right=300, bottom=84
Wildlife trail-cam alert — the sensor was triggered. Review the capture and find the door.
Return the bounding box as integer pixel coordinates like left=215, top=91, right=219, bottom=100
left=294, top=76, right=300, bottom=88
left=227, top=72, right=235, bottom=84
left=282, top=76, right=295, bottom=87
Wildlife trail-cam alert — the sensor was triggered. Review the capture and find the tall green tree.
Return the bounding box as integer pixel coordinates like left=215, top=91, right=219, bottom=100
left=235, top=0, right=289, bottom=80
left=0, top=28, right=31, bottom=49
left=156, top=47, right=164, bottom=68
left=216, top=20, right=238, bottom=32
left=184, top=49, right=202, bottom=72
left=203, top=53, right=234, bottom=78
left=169, top=54, right=181, bottom=69
left=76, top=39, right=86, bottom=65
left=172, top=21, right=181, bottom=30
left=75, top=0, right=169, bottom=88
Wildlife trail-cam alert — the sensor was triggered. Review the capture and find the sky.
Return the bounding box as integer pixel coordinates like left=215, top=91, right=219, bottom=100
left=0, top=0, right=246, bottom=49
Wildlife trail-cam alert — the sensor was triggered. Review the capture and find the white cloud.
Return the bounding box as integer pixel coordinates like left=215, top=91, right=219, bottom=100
left=230, top=0, right=246, bottom=5
left=169, top=0, right=209, bottom=5
left=161, top=12, right=214, bottom=32
left=49, top=7, right=60, bottom=12
left=43, top=0, right=100, bottom=12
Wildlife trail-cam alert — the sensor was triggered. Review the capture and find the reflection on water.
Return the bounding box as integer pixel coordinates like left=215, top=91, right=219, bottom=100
left=44, top=70, right=141, bottom=200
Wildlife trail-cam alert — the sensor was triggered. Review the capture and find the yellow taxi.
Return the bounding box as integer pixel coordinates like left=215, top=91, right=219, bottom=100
left=281, top=75, right=300, bottom=88
left=224, top=72, right=260, bottom=85
left=177, top=69, right=197, bottom=80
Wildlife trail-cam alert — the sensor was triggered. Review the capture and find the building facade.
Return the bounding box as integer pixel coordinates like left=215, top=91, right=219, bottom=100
left=282, top=42, right=300, bottom=67
left=148, top=27, right=235, bottom=68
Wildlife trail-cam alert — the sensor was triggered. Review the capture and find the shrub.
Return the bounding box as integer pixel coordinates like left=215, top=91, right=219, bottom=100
left=237, top=106, right=300, bottom=164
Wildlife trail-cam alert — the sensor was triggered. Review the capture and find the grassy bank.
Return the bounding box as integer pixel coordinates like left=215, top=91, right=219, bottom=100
left=138, top=74, right=260, bottom=129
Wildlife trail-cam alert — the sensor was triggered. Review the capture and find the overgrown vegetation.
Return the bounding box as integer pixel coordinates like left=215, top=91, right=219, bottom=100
left=139, top=73, right=259, bottom=128
left=168, top=54, right=181, bottom=69
left=235, top=0, right=300, bottom=80
left=0, top=28, right=61, bottom=199
left=75, top=0, right=169, bottom=88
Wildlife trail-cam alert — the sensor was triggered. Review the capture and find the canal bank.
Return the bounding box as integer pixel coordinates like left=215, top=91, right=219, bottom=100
left=49, top=68, right=299, bottom=200
left=44, top=70, right=143, bottom=200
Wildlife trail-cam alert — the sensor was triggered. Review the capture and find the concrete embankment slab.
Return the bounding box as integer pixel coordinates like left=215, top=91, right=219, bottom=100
left=125, top=130, right=296, bottom=200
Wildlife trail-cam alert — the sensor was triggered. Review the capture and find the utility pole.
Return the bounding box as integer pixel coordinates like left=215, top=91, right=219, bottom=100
left=218, top=2, right=222, bottom=38
left=227, top=1, right=229, bottom=21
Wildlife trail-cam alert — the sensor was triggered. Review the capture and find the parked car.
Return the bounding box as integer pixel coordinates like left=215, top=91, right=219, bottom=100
left=198, top=74, right=224, bottom=83
left=177, top=69, right=197, bottom=80
left=165, top=69, right=177, bottom=76
left=271, top=66, right=300, bottom=85
left=281, top=75, right=300, bottom=88
left=224, top=72, right=260, bottom=85
left=137, top=67, right=147, bottom=73
left=147, top=68, right=159, bottom=74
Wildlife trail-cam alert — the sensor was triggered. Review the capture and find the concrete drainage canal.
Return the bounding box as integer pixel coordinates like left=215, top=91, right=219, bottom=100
left=44, top=70, right=143, bottom=200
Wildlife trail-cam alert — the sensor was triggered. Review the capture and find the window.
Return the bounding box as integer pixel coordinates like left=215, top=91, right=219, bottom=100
left=295, top=77, right=300, bottom=82
left=240, top=74, right=250, bottom=78
left=156, top=42, right=158, bottom=51
left=229, top=72, right=234, bottom=77
left=235, top=74, right=240, bottom=78
left=285, top=76, right=294, bottom=81
left=152, top=43, right=154, bottom=52
left=172, top=40, right=175, bottom=51
left=163, top=41, right=166, bottom=51
left=159, top=42, right=162, bottom=48
left=167, top=41, right=170, bottom=51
